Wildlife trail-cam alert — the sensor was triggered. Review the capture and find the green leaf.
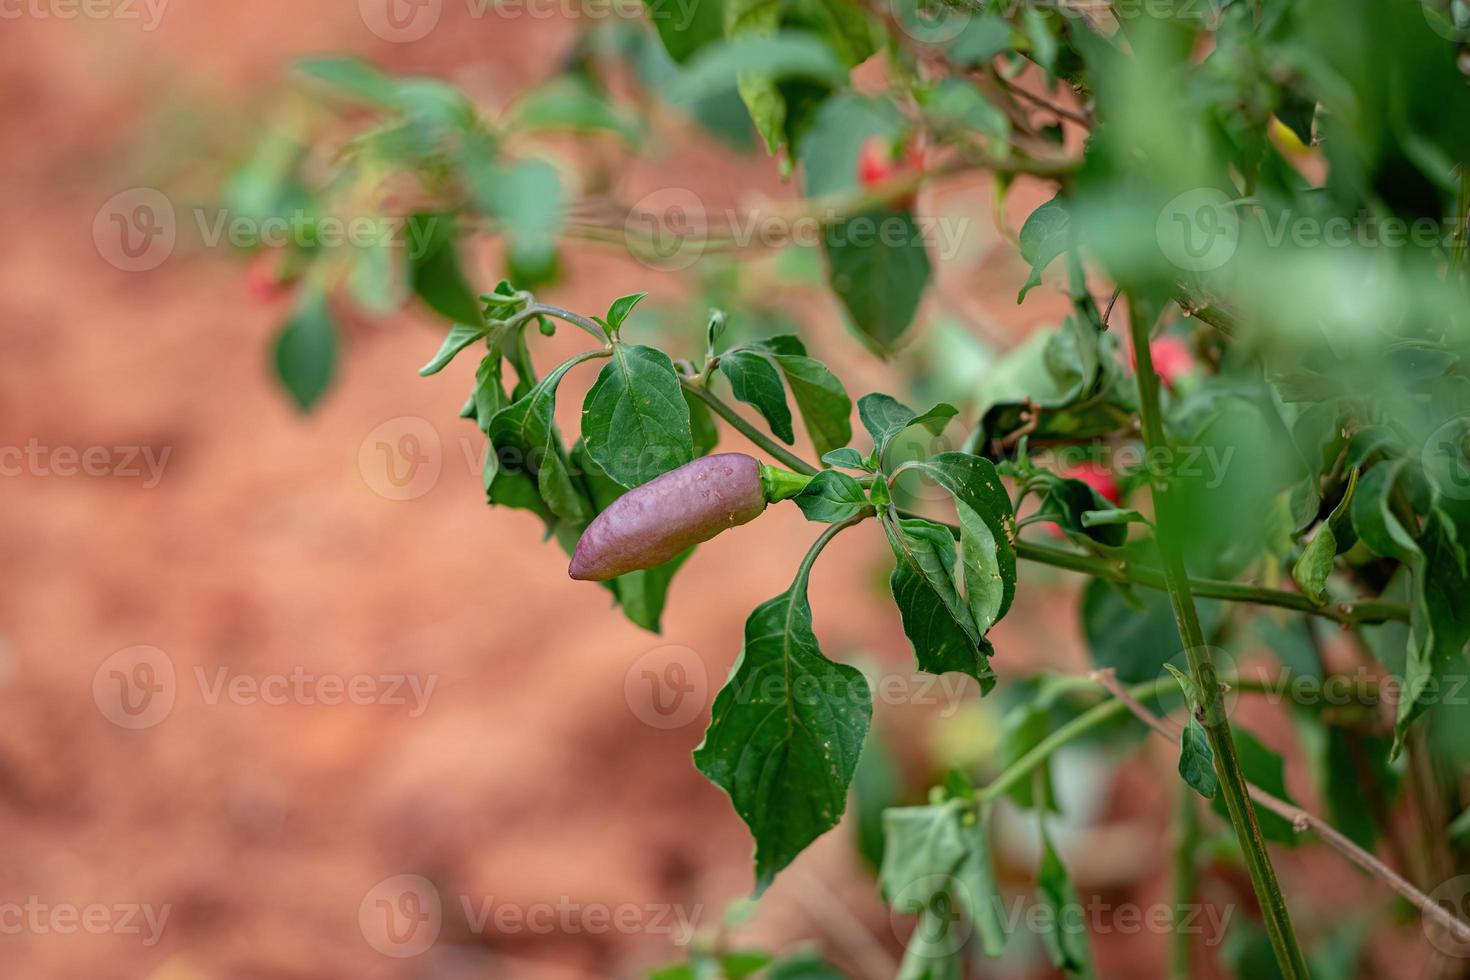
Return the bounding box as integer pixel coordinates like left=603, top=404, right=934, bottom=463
left=720, top=350, right=795, bottom=444
left=1080, top=508, right=1148, bottom=528
left=487, top=351, right=603, bottom=525
left=765, top=950, right=845, bottom=980
left=794, top=469, right=869, bottom=522
left=272, top=289, right=337, bottom=411
left=825, top=206, right=932, bottom=352
left=582, top=344, right=695, bottom=488
left=645, top=0, right=726, bottom=63
left=1293, top=468, right=1358, bottom=602
left=858, top=393, right=958, bottom=462
left=822, top=447, right=870, bottom=470
left=1016, top=196, right=1069, bottom=303
left=881, top=800, right=1007, bottom=964
left=693, top=554, right=872, bottom=892
left=686, top=386, right=720, bottom=457
left=1000, top=702, right=1055, bottom=810
left=510, top=78, right=640, bottom=145
left=294, top=56, right=398, bottom=107
left=678, top=30, right=846, bottom=151
left=1037, top=825, right=1093, bottom=976
left=604, top=291, right=649, bottom=336
left=885, top=517, right=996, bottom=689
left=880, top=801, right=968, bottom=910
left=1035, top=475, right=1127, bottom=548
left=407, top=213, right=483, bottom=325
left=1210, top=727, right=1298, bottom=845
left=773, top=353, right=853, bottom=457
left=1081, top=579, right=1223, bottom=684
left=1178, top=718, right=1219, bottom=800
left=948, top=14, right=1013, bottom=66
left=464, top=159, right=564, bottom=288
left=902, top=453, right=1018, bottom=630
left=419, top=323, right=487, bottom=376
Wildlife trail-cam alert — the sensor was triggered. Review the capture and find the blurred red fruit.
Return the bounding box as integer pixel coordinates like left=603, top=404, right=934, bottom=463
left=1129, top=335, right=1197, bottom=389
left=856, top=136, right=923, bottom=209
left=245, top=254, right=292, bottom=303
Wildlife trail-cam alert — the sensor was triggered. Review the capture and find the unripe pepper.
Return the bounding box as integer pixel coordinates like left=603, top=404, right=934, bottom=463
left=569, top=453, right=773, bottom=581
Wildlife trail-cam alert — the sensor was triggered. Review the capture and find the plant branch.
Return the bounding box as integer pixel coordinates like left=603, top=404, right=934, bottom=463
left=1128, top=296, right=1308, bottom=977
left=677, top=376, right=821, bottom=476
left=683, top=380, right=1410, bottom=626
left=1092, top=668, right=1470, bottom=952
left=1014, top=539, right=1409, bottom=626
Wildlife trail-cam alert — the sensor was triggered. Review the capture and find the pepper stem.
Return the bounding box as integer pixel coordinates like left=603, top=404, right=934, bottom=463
left=759, top=465, right=813, bottom=503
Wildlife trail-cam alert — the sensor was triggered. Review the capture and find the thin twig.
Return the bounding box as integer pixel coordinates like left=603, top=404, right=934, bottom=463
left=1091, top=668, right=1470, bottom=950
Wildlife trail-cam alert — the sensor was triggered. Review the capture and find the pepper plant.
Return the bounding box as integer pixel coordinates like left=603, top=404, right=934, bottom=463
left=237, top=0, right=1470, bottom=975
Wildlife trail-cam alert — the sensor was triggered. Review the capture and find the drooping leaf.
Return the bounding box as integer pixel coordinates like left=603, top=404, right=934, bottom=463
left=885, top=517, right=996, bottom=689
left=407, top=212, right=484, bottom=325
left=720, top=350, right=796, bottom=444
left=773, top=353, right=853, bottom=456
left=1293, top=468, right=1359, bottom=602
left=693, top=556, right=872, bottom=892
left=464, top=159, right=564, bottom=288
left=1081, top=579, right=1223, bottom=684
left=794, top=469, right=869, bottom=523
left=1036, top=825, right=1094, bottom=976
left=1016, top=196, right=1069, bottom=303
left=902, top=452, right=1017, bottom=630
left=487, top=351, right=603, bottom=525
left=1179, top=718, right=1219, bottom=800
left=644, top=0, right=726, bottom=63
left=825, top=206, right=932, bottom=352
left=419, top=323, right=487, bottom=377
left=272, top=288, right=337, bottom=411
left=582, top=344, right=695, bottom=488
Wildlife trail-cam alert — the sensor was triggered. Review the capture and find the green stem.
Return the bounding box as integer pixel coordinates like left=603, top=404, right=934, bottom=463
left=1171, top=789, right=1201, bottom=980
left=510, top=303, right=609, bottom=344
left=760, top=465, right=814, bottom=503
left=679, top=376, right=822, bottom=476
left=1014, top=539, right=1408, bottom=626
left=1128, top=297, right=1308, bottom=979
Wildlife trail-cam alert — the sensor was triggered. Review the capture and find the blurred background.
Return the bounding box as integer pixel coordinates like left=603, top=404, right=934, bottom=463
left=0, top=3, right=1437, bottom=979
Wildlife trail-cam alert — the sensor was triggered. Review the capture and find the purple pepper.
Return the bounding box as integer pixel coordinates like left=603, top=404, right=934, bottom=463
left=569, top=453, right=768, bottom=581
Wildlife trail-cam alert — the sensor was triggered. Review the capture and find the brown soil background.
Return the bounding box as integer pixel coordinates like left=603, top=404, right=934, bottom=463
left=0, top=4, right=1422, bottom=979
